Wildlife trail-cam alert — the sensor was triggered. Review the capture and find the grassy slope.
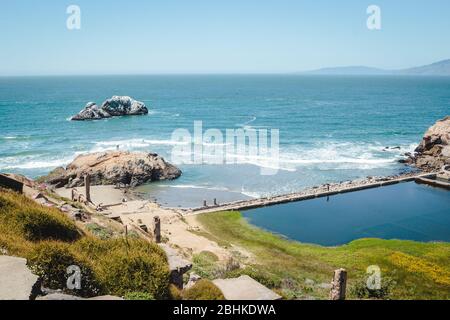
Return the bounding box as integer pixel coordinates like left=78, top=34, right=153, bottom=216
left=0, top=189, right=170, bottom=298
left=196, top=211, right=450, bottom=300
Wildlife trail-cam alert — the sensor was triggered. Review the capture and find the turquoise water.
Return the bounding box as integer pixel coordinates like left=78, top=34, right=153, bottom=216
left=0, top=75, right=449, bottom=205
left=242, top=182, right=450, bottom=246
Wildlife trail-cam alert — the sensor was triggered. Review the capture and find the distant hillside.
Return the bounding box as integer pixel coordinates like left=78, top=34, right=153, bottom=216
left=398, top=59, right=450, bottom=76
left=302, top=59, right=450, bottom=76
left=303, top=66, right=391, bottom=75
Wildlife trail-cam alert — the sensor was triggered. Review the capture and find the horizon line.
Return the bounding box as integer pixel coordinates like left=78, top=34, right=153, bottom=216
left=1, top=73, right=450, bottom=78
left=1, top=58, right=449, bottom=78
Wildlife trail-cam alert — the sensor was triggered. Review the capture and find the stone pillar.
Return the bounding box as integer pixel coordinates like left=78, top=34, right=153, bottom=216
left=84, top=175, right=91, bottom=203
left=153, top=216, right=161, bottom=243
left=330, top=268, right=347, bottom=300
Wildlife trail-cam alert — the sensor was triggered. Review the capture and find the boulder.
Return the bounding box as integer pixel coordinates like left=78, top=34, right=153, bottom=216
left=213, top=275, right=281, bottom=300
left=159, top=244, right=192, bottom=289
left=185, top=273, right=202, bottom=289
left=71, top=102, right=111, bottom=121
left=43, top=151, right=181, bottom=188
left=101, top=96, right=148, bottom=116
left=0, top=256, right=41, bottom=300
left=410, top=116, right=450, bottom=171
left=71, top=96, right=148, bottom=121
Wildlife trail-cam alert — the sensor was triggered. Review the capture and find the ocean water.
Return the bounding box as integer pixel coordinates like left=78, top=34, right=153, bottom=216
left=0, top=75, right=449, bottom=206
left=242, top=182, right=450, bottom=246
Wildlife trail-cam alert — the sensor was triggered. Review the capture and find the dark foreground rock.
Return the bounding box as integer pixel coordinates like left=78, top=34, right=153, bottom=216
left=403, top=116, right=450, bottom=171
left=71, top=96, right=148, bottom=120
left=44, top=151, right=181, bottom=188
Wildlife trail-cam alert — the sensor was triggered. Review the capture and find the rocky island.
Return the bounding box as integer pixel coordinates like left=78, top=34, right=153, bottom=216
left=71, top=96, right=148, bottom=121
left=43, top=151, right=181, bottom=188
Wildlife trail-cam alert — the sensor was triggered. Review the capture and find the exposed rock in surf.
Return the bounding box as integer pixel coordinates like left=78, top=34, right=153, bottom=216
left=43, top=151, right=181, bottom=188
left=403, top=116, right=450, bottom=171
left=71, top=96, right=148, bottom=121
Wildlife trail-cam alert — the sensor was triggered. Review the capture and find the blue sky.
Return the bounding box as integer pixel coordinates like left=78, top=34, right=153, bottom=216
left=1, top=0, right=449, bottom=75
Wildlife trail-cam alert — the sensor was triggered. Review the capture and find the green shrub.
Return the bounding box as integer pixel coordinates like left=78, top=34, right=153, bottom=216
left=124, top=292, right=154, bottom=300
left=92, top=238, right=170, bottom=299
left=192, top=251, right=241, bottom=280
left=0, top=190, right=80, bottom=242
left=0, top=225, right=33, bottom=256
left=85, top=223, right=113, bottom=240
left=350, top=275, right=396, bottom=299
left=192, top=251, right=219, bottom=279
left=0, top=190, right=171, bottom=299
left=225, top=266, right=281, bottom=289
left=169, top=284, right=183, bottom=300
left=183, top=279, right=225, bottom=300
left=27, top=241, right=103, bottom=297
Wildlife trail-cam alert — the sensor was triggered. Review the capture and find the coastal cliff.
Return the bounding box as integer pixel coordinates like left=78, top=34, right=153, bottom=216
left=71, top=96, right=148, bottom=121
left=406, top=116, right=450, bottom=171
left=43, top=151, right=181, bottom=188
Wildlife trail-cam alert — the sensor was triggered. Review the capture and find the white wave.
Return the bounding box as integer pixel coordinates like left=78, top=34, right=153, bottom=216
left=1, top=158, right=71, bottom=170
left=202, top=141, right=231, bottom=147
left=91, top=138, right=189, bottom=152
left=237, top=116, right=257, bottom=128
left=0, top=151, right=85, bottom=170
left=281, top=158, right=395, bottom=165
left=273, top=141, right=414, bottom=169
left=170, top=140, right=413, bottom=171
left=92, top=138, right=233, bottom=153
left=157, top=184, right=231, bottom=192
left=240, top=188, right=262, bottom=199
left=144, top=139, right=190, bottom=146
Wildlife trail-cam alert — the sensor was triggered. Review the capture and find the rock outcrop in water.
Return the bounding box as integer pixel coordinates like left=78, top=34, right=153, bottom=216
left=44, top=151, right=181, bottom=188
left=404, top=116, right=450, bottom=171
left=71, top=96, right=148, bottom=121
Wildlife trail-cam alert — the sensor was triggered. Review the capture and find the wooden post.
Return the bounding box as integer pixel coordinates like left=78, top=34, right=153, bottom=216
left=330, top=268, right=347, bottom=300
left=153, top=216, right=161, bottom=243
left=84, top=175, right=91, bottom=203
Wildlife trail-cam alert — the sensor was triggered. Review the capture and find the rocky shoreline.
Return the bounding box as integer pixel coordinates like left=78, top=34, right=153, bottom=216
left=402, top=116, right=450, bottom=171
